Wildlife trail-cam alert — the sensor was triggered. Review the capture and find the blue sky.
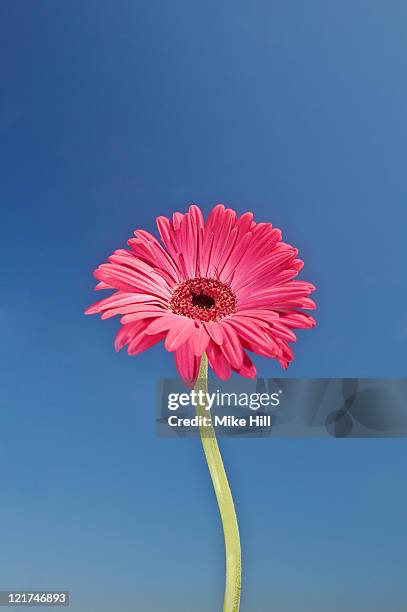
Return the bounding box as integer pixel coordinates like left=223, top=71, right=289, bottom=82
left=1, top=1, right=406, bottom=610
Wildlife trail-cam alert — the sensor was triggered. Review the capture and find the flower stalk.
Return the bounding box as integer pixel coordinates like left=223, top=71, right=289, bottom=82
left=195, top=353, right=242, bottom=612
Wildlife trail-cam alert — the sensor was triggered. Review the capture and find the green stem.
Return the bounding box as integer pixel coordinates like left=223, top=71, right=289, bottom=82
left=195, top=353, right=241, bottom=612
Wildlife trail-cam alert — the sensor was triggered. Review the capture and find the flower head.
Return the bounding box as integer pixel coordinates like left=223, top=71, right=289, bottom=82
left=85, top=205, right=316, bottom=383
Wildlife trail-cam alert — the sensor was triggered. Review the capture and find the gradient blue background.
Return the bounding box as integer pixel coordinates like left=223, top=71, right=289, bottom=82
left=1, top=2, right=406, bottom=610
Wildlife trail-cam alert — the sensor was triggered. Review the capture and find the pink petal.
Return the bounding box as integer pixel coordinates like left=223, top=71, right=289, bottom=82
left=234, top=351, right=256, bottom=378
left=203, top=321, right=224, bottom=345
left=156, top=215, right=180, bottom=264
left=269, top=321, right=297, bottom=342
left=94, top=264, right=171, bottom=299
left=114, top=321, right=145, bottom=351
left=99, top=303, right=166, bottom=320
left=218, top=321, right=244, bottom=369
left=173, top=343, right=200, bottom=386
left=128, top=331, right=166, bottom=355
left=145, top=313, right=182, bottom=334
left=189, top=324, right=210, bottom=356
left=164, top=317, right=196, bottom=351
left=226, top=316, right=279, bottom=357
left=114, top=319, right=166, bottom=356
left=278, top=311, right=317, bottom=328
left=128, top=230, right=181, bottom=285
left=85, top=291, right=163, bottom=316
left=206, top=342, right=232, bottom=380
left=120, top=311, right=167, bottom=325
left=94, top=281, right=111, bottom=290
left=220, top=232, right=253, bottom=283
left=206, top=208, right=236, bottom=277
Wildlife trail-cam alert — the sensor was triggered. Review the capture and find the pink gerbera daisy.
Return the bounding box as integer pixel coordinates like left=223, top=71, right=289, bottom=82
left=85, top=204, right=316, bottom=383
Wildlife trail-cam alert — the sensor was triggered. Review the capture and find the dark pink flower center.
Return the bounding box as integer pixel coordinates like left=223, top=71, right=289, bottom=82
left=170, top=277, right=237, bottom=322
